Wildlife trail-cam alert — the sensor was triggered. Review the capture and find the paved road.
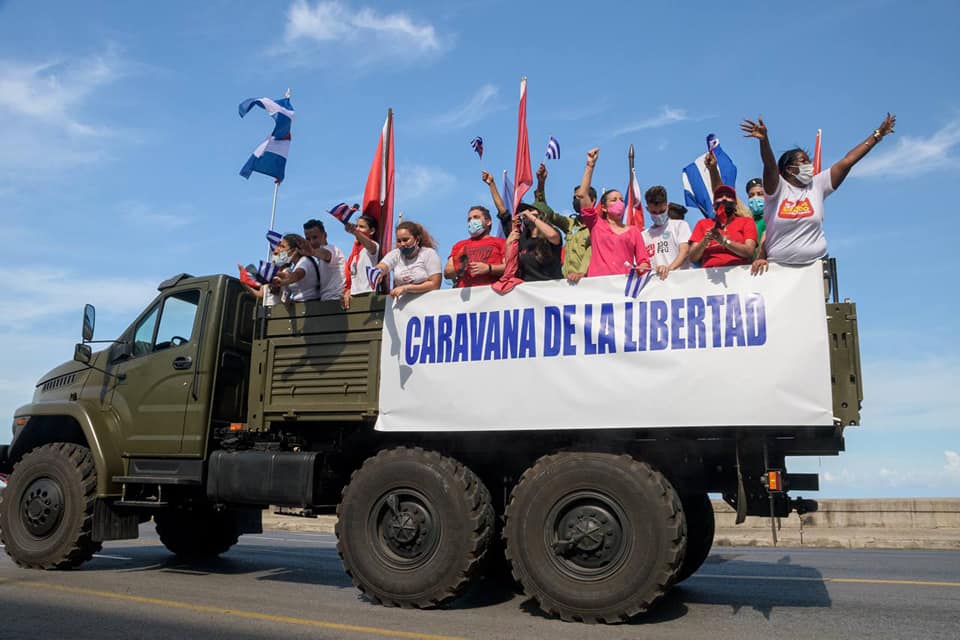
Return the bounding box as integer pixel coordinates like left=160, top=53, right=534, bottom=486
left=1, top=526, right=958, bottom=640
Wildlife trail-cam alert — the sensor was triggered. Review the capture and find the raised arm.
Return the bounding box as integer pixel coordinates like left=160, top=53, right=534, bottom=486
left=705, top=149, right=723, bottom=193
left=741, top=116, right=778, bottom=194
left=577, top=148, right=599, bottom=210
left=521, top=209, right=561, bottom=245
left=344, top=221, right=378, bottom=254
left=533, top=162, right=572, bottom=233
left=482, top=170, right=508, bottom=215
left=830, top=113, right=895, bottom=190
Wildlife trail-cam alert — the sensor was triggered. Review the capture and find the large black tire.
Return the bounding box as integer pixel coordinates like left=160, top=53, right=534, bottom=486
left=0, top=443, right=102, bottom=569
left=155, top=507, right=240, bottom=560
left=336, top=447, right=494, bottom=608
left=504, top=452, right=686, bottom=623
left=675, top=493, right=715, bottom=583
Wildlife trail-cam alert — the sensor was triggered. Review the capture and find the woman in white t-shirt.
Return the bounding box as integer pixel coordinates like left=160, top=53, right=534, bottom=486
left=271, top=234, right=323, bottom=302
left=741, top=114, right=895, bottom=274
left=341, top=214, right=381, bottom=309
left=372, top=221, right=442, bottom=299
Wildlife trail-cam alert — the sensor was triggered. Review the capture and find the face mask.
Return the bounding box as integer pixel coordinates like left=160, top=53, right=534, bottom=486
left=271, top=251, right=289, bottom=265
left=572, top=197, right=581, bottom=213
left=651, top=212, right=668, bottom=226
left=715, top=201, right=735, bottom=226
left=792, top=163, right=814, bottom=185
left=467, top=219, right=485, bottom=236
left=605, top=200, right=626, bottom=217
left=747, top=196, right=764, bottom=216
left=400, top=244, right=418, bottom=258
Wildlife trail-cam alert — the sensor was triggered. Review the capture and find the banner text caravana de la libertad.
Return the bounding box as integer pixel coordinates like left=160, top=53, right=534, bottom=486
left=377, top=264, right=833, bottom=432
left=403, top=294, right=766, bottom=366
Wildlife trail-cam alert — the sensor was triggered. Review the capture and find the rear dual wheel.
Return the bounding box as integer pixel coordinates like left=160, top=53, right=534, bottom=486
left=336, top=447, right=494, bottom=608
left=504, top=452, right=686, bottom=623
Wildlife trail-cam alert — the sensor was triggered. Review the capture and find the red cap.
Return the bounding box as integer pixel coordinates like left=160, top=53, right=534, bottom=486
left=713, top=184, right=736, bottom=200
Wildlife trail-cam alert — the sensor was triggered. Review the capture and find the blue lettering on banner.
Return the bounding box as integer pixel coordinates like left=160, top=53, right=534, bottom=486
left=400, top=294, right=769, bottom=366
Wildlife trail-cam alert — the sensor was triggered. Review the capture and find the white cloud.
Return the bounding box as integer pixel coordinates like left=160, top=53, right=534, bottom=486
left=1, top=269, right=158, bottom=329
left=857, top=118, right=960, bottom=178
left=0, top=54, right=121, bottom=136
left=946, top=451, right=960, bottom=476
left=432, top=84, right=501, bottom=130
left=278, top=1, right=444, bottom=66
left=0, top=51, right=126, bottom=177
left=396, top=164, right=455, bottom=204
left=612, top=106, right=693, bottom=137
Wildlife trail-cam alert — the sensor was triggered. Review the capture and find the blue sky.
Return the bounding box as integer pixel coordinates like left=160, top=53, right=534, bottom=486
left=1, top=0, right=958, bottom=497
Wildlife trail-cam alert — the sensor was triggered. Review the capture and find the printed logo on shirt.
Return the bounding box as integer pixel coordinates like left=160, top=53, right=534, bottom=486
left=645, top=243, right=655, bottom=258
left=777, top=197, right=814, bottom=219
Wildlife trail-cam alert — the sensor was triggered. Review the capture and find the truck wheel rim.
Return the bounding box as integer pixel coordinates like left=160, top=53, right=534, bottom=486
left=545, top=490, right=630, bottom=581
left=368, top=488, right=440, bottom=569
left=20, top=477, right=65, bottom=538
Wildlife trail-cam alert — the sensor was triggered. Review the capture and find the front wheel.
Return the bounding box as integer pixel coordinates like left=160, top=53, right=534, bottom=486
left=336, top=447, right=494, bottom=608
left=0, top=443, right=102, bottom=569
left=504, top=452, right=686, bottom=623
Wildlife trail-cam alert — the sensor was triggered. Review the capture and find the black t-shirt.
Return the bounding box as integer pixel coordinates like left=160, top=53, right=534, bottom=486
left=518, top=236, right=562, bottom=281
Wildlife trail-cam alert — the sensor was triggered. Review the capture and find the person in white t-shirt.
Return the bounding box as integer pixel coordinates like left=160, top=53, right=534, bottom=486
left=341, top=214, right=381, bottom=309
left=372, top=221, right=442, bottom=299
left=302, top=219, right=346, bottom=302
left=642, top=185, right=691, bottom=280
left=741, top=113, right=896, bottom=274
left=271, top=234, right=323, bottom=302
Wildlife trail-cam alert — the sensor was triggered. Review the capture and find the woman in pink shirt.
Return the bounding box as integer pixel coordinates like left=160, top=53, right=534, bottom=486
left=575, top=147, right=651, bottom=277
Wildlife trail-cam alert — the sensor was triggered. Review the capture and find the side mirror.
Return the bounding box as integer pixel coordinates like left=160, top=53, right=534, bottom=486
left=82, top=304, right=96, bottom=342
left=74, top=343, right=92, bottom=364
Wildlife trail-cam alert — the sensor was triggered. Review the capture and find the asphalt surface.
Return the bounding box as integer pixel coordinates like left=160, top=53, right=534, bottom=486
left=1, top=525, right=958, bottom=640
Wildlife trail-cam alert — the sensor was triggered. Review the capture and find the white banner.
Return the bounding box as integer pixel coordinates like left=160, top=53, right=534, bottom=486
left=376, top=263, right=833, bottom=431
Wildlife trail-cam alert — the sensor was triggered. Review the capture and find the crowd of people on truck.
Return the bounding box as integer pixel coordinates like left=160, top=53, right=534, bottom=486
left=241, top=113, right=896, bottom=305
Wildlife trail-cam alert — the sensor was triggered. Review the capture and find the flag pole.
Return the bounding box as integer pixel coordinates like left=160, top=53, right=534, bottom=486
left=269, top=180, right=280, bottom=231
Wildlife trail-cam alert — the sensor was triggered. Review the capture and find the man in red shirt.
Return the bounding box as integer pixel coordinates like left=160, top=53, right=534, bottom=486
left=688, top=185, right=758, bottom=268
left=444, top=205, right=506, bottom=287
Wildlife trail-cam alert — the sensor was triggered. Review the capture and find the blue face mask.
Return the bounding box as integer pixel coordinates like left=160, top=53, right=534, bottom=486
left=467, top=219, right=485, bottom=236
left=271, top=251, right=289, bottom=265
left=747, top=196, right=764, bottom=217
left=651, top=212, right=668, bottom=227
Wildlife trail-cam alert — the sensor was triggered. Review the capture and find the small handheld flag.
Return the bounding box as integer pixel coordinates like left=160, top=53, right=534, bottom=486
left=238, top=264, right=261, bottom=288
left=328, top=202, right=359, bottom=224
left=545, top=135, right=560, bottom=160
left=624, top=262, right=652, bottom=298
left=266, top=230, right=282, bottom=251
left=258, top=260, right=278, bottom=283
left=470, top=136, right=484, bottom=159
left=366, top=266, right=384, bottom=291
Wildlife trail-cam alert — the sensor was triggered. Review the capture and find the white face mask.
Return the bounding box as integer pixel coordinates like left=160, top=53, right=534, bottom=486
left=651, top=212, right=669, bottom=227
left=792, top=163, right=814, bottom=186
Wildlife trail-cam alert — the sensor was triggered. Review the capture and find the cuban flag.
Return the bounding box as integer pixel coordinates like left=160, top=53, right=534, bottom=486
left=366, top=265, right=384, bottom=291
left=471, top=136, right=483, bottom=159
left=266, top=229, right=282, bottom=250
left=257, top=260, right=278, bottom=284
left=544, top=135, right=560, bottom=160
left=329, top=202, right=359, bottom=224
left=682, top=134, right=737, bottom=218
left=624, top=263, right=652, bottom=298
left=239, top=95, right=295, bottom=182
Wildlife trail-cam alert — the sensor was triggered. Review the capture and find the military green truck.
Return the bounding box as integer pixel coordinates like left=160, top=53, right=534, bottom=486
left=0, top=260, right=861, bottom=623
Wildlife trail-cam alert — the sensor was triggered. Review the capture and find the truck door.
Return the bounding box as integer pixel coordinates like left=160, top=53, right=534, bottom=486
left=110, top=285, right=207, bottom=456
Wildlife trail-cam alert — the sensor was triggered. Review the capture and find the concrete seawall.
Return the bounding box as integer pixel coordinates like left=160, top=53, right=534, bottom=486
left=263, top=499, right=960, bottom=550
left=712, top=498, right=960, bottom=549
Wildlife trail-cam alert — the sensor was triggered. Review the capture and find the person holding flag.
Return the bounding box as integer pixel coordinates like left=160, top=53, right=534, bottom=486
left=574, top=148, right=650, bottom=277
left=742, top=113, right=895, bottom=274
left=340, top=215, right=380, bottom=310
left=687, top=185, right=757, bottom=268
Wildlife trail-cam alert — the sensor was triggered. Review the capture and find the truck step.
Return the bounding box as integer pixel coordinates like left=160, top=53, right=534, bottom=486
left=114, top=499, right=169, bottom=508
left=112, top=475, right=201, bottom=486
